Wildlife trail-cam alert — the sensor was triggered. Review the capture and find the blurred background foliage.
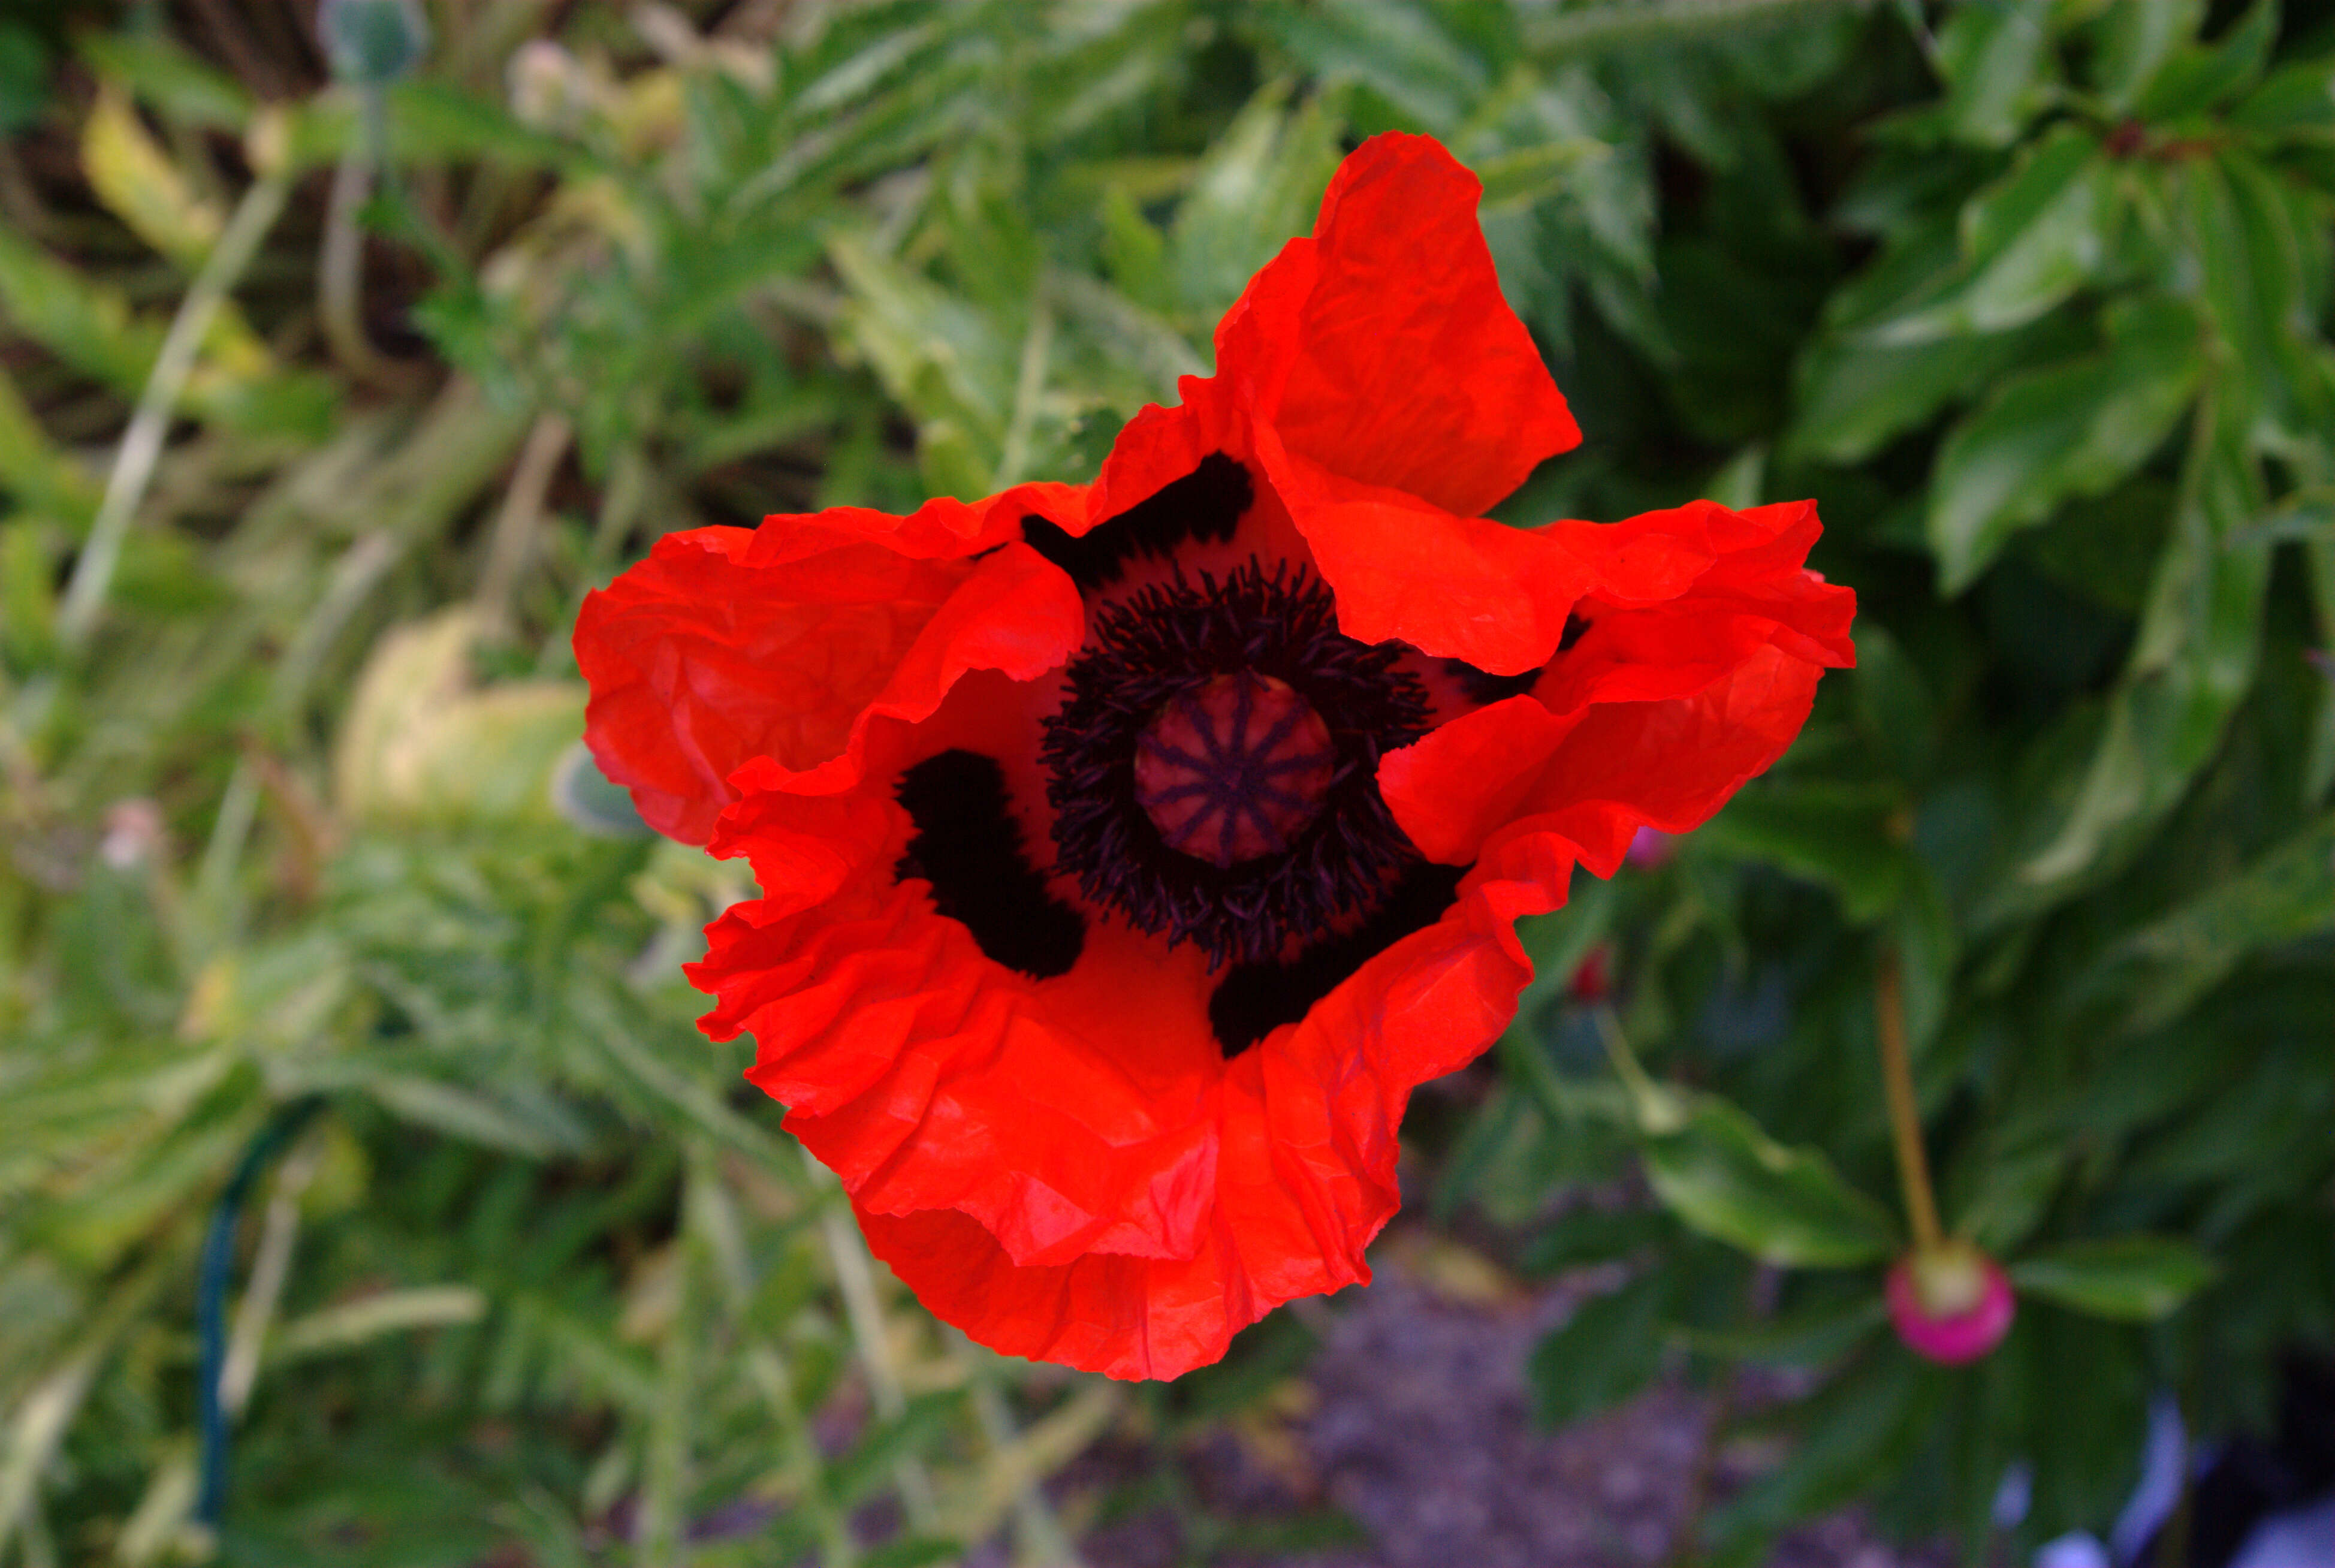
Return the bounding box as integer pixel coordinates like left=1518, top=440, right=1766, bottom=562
left=0, top=0, right=2331, bottom=1564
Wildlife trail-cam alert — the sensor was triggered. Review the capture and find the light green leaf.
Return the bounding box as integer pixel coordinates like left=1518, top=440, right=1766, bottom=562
left=2085, top=0, right=2204, bottom=111
left=268, top=1286, right=488, bottom=1364
left=82, top=88, right=223, bottom=266
left=1639, top=1094, right=1899, bottom=1268
left=2011, top=1237, right=2217, bottom=1320
left=1865, top=128, right=2116, bottom=346
left=1927, top=294, right=2201, bottom=592
left=1169, top=82, right=1341, bottom=321
left=1256, top=0, right=1486, bottom=135
left=354, top=1074, right=586, bottom=1159
left=1933, top=0, right=2056, bottom=147
left=1474, top=138, right=1609, bottom=211
left=2131, top=0, right=2277, bottom=119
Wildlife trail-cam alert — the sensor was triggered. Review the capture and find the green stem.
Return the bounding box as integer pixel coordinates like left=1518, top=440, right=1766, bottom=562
left=1874, top=947, right=1944, bottom=1254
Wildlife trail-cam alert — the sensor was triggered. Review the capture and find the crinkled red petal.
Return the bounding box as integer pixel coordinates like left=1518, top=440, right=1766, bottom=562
left=577, top=524, right=1081, bottom=842
left=1214, top=132, right=1579, bottom=517
left=844, top=830, right=1576, bottom=1381
left=1379, top=499, right=1856, bottom=872
left=1252, top=424, right=1592, bottom=673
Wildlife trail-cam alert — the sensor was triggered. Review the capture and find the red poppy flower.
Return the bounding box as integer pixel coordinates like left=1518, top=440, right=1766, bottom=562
left=574, top=132, right=1856, bottom=1380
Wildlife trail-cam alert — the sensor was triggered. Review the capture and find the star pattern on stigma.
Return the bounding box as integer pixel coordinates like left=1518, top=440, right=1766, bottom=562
left=1040, top=557, right=1430, bottom=970
left=1133, top=673, right=1336, bottom=870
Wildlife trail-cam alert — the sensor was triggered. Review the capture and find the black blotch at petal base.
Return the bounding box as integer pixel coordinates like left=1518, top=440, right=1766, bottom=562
left=895, top=750, right=1085, bottom=979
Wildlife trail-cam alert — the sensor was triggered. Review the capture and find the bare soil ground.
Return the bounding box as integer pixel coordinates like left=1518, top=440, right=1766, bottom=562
left=1064, top=1241, right=1949, bottom=1568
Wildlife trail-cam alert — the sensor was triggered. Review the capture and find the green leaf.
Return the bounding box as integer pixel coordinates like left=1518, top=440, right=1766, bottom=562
left=1474, top=138, right=1610, bottom=211
left=1694, top=784, right=1911, bottom=923
left=1517, top=1206, right=1671, bottom=1277
left=77, top=31, right=252, bottom=130
left=1638, top=1094, right=1899, bottom=1268
left=2011, top=1237, right=2218, bottom=1320
left=1933, top=0, right=2056, bottom=147
left=1528, top=1270, right=1668, bottom=1425
left=2084, top=0, right=2204, bottom=111
left=1673, top=1290, right=1888, bottom=1367
left=1851, top=624, right=1940, bottom=784
left=1705, top=1353, right=1934, bottom=1554
left=2177, top=151, right=2333, bottom=450
left=1168, top=81, right=1341, bottom=319
left=2307, top=539, right=2335, bottom=805
left=2001, top=403, right=2271, bottom=916
left=1790, top=321, right=2049, bottom=466
left=2093, top=811, right=2335, bottom=1031
left=1255, top=0, right=1487, bottom=135
left=1864, top=128, right=2116, bottom=346
left=2131, top=0, right=2277, bottom=120
left=2227, top=55, right=2335, bottom=136
left=1927, top=294, right=2201, bottom=592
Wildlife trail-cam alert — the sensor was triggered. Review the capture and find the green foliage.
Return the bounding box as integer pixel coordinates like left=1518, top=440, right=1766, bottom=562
left=2, top=1, right=2331, bottom=1564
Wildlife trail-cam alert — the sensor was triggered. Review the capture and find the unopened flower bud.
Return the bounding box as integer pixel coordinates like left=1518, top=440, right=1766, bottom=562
left=1887, top=1241, right=2015, bottom=1365
left=319, top=0, right=430, bottom=87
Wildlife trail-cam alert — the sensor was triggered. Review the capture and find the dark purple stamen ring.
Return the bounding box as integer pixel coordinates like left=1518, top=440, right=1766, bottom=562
left=1040, top=554, right=1431, bottom=968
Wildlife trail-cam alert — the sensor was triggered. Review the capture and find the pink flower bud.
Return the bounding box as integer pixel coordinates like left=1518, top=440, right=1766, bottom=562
left=1887, top=1242, right=2015, bottom=1365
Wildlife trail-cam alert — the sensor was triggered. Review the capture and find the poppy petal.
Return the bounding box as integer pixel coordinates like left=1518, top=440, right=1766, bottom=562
left=578, top=533, right=1081, bottom=842
left=1218, top=132, right=1580, bottom=517
left=1380, top=499, right=1854, bottom=870
left=1254, top=425, right=1592, bottom=673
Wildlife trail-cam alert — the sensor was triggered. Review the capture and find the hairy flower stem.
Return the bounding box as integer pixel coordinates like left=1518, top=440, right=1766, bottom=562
left=1874, top=947, right=1943, bottom=1254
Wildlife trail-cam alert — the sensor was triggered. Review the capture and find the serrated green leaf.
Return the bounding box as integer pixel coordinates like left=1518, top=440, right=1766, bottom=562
left=1169, top=82, right=1341, bottom=321
left=1474, top=138, right=1609, bottom=210
left=1256, top=0, right=1486, bottom=135
left=2011, top=1237, right=2217, bottom=1320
